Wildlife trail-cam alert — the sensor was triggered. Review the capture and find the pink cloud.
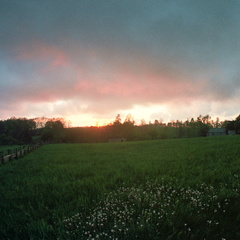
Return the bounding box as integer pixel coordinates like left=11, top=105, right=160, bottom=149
left=16, top=41, right=69, bottom=68
left=6, top=40, right=213, bottom=122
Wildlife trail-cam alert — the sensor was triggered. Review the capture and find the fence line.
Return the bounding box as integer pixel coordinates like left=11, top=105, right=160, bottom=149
left=0, top=143, right=42, bottom=164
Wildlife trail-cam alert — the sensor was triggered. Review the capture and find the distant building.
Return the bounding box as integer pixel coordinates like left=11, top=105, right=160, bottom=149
left=109, top=137, right=126, bottom=143
left=228, top=130, right=236, bottom=135
left=207, top=128, right=226, bottom=136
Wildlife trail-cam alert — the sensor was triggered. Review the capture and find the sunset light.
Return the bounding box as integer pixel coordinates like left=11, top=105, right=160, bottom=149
left=0, top=1, right=240, bottom=126
left=1, top=2, right=240, bottom=239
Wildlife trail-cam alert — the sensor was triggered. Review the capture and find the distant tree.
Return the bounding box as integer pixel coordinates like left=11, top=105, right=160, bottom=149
left=234, top=114, right=240, bottom=134
left=148, top=126, right=158, bottom=140
left=140, top=119, right=147, bottom=126
left=202, top=115, right=211, bottom=125
left=41, top=129, right=54, bottom=142
left=33, top=117, right=69, bottom=128
left=113, top=114, right=122, bottom=125
left=41, top=120, right=65, bottom=142
left=214, top=117, right=220, bottom=128
left=195, top=115, right=209, bottom=137
left=45, top=120, right=64, bottom=130
left=122, top=114, right=135, bottom=140
left=158, top=119, right=165, bottom=127
left=0, top=118, right=36, bottom=144
left=124, top=114, right=135, bottom=126
left=0, top=121, right=5, bottom=135
left=223, top=120, right=235, bottom=131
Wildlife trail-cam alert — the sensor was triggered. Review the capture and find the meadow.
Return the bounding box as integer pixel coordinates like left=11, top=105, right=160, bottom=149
left=0, top=136, right=240, bottom=239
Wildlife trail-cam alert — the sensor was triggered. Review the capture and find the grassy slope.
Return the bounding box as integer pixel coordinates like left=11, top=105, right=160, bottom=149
left=0, top=136, right=240, bottom=239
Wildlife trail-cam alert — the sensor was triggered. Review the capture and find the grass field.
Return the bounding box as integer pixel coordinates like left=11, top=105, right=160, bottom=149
left=0, top=136, right=240, bottom=239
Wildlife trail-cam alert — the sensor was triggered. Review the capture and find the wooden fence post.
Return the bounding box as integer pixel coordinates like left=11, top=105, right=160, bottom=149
left=0, top=151, right=3, bottom=164
left=19, top=147, right=22, bottom=157
left=14, top=149, right=18, bottom=159
left=0, top=143, right=42, bottom=165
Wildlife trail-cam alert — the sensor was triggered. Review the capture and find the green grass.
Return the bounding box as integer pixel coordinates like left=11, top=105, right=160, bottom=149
left=0, top=136, right=240, bottom=239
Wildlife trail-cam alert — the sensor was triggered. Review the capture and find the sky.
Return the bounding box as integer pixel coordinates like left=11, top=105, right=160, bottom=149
left=1, top=0, right=240, bottom=127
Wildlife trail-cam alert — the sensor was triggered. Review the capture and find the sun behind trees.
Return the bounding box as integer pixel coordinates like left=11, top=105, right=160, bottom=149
left=39, top=113, right=240, bottom=143
left=0, top=114, right=239, bottom=144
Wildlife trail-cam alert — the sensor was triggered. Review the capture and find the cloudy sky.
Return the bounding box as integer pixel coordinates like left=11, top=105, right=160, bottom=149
left=1, top=0, right=240, bottom=126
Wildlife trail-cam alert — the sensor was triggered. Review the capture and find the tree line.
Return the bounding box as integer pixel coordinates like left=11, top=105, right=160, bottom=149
left=0, top=118, right=36, bottom=144
left=60, top=114, right=240, bottom=143
left=0, top=114, right=239, bottom=145
left=0, top=117, right=65, bottom=145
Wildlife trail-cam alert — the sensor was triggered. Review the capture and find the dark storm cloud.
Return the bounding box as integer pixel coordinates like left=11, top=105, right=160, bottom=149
left=0, top=0, right=240, bottom=124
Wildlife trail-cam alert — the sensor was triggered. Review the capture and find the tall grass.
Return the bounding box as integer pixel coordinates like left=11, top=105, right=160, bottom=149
left=0, top=136, right=240, bottom=239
